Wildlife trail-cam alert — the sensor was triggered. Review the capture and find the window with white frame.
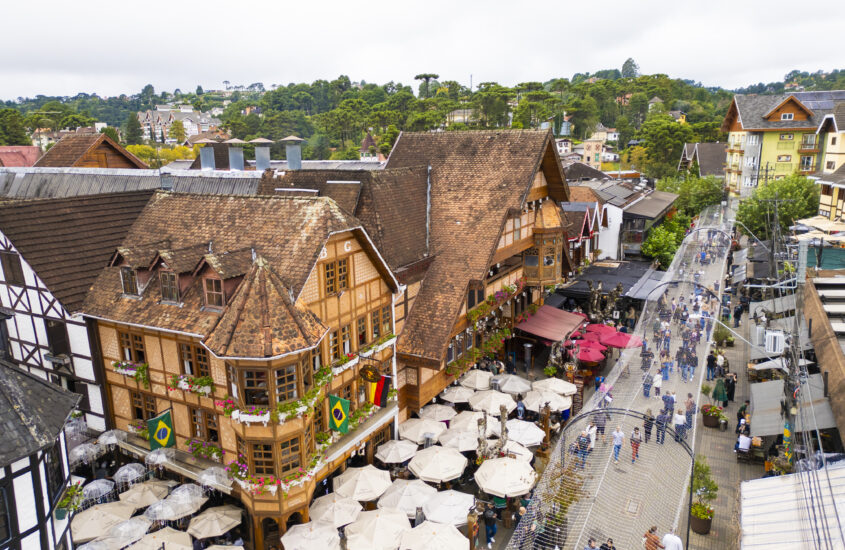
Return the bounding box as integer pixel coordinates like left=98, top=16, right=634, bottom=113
left=781, top=113, right=794, bottom=121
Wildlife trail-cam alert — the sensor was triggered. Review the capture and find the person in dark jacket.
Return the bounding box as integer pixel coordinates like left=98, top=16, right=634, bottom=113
left=725, top=372, right=737, bottom=402
left=706, top=351, right=717, bottom=381
left=655, top=411, right=669, bottom=444
left=643, top=409, right=655, bottom=443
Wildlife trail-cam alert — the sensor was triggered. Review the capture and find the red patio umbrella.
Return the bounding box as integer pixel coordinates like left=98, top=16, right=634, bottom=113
left=582, top=332, right=603, bottom=342
left=600, top=332, right=644, bottom=348
left=571, top=348, right=605, bottom=362
left=585, top=323, right=616, bottom=335
left=570, top=331, right=583, bottom=338
left=578, top=340, right=608, bottom=351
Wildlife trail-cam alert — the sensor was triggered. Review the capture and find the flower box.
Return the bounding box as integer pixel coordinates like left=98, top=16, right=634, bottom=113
left=232, top=410, right=271, bottom=426
left=374, top=336, right=397, bottom=353
left=359, top=348, right=375, bottom=358
left=331, top=355, right=359, bottom=376
left=114, top=366, right=137, bottom=376
left=234, top=477, right=278, bottom=496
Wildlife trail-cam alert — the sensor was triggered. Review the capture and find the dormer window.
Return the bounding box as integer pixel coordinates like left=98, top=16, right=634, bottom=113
left=121, top=267, right=139, bottom=296
left=204, top=278, right=224, bottom=308
left=781, top=113, right=794, bottom=121
left=160, top=271, right=179, bottom=303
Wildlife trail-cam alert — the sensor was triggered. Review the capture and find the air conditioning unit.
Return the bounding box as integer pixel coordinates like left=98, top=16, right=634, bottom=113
left=765, top=330, right=785, bottom=355
left=755, top=326, right=766, bottom=347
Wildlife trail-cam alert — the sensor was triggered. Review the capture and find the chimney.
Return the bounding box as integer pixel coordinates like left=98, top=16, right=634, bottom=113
left=199, top=145, right=216, bottom=171
left=282, top=135, right=305, bottom=170
left=250, top=138, right=274, bottom=171
left=225, top=138, right=246, bottom=171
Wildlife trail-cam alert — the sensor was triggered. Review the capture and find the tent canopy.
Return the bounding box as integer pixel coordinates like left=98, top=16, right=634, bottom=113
left=750, top=374, right=836, bottom=437
left=515, top=306, right=584, bottom=341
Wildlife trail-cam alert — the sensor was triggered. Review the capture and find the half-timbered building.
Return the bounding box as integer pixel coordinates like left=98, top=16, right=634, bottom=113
left=0, top=360, right=80, bottom=550
left=82, top=192, right=400, bottom=549
left=0, top=191, right=154, bottom=431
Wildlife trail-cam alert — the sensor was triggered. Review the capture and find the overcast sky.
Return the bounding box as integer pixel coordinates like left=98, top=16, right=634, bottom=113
left=1, top=0, right=843, bottom=101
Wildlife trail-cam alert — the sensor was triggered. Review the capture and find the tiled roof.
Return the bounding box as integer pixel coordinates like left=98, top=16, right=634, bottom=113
left=562, top=162, right=609, bottom=182
left=259, top=170, right=364, bottom=213
left=0, top=146, right=41, bottom=167
left=0, top=191, right=155, bottom=313
left=34, top=133, right=147, bottom=168
left=83, top=193, right=379, bottom=340
left=203, top=257, right=328, bottom=358
left=693, top=142, right=727, bottom=177
left=566, top=186, right=603, bottom=204
left=730, top=92, right=845, bottom=131
left=0, top=359, right=80, bottom=465
left=385, top=130, right=568, bottom=362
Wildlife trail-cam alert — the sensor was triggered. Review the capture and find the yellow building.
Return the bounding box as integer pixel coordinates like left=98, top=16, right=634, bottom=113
left=814, top=103, right=845, bottom=220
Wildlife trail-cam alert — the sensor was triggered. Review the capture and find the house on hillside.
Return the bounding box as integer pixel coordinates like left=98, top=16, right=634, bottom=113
left=648, top=96, right=663, bottom=110
left=137, top=105, right=221, bottom=143
left=573, top=139, right=603, bottom=169
left=33, top=133, right=147, bottom=169
left=678, top=142, right=727, bottom=178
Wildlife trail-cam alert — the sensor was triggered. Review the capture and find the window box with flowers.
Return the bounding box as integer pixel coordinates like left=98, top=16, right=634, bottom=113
left=168, top=374, right=214, bottom=396
left=55, top=482, right=83, bottom=520
left=374, top=333, right=397, bottom=353
left=466, top=277, right=526, bottom=324
left=331, top=353, right=359, bottom=375
left=128, top=419, right=149, bottom=441
left=112, top=361, right=150, bottom=389
left=186, top=438, right=224, bottom=462
left=227, top=456, right=279, bottom=496
left=231, top=406, right=271, bottom=426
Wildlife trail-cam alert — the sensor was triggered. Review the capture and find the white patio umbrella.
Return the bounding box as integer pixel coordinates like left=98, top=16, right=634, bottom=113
left=398, top=418, right=446, bottom=444
left=82, top=478, right=115, bottom=501
left=144, top=494, right=206, bottom=521
left=522, top=389, right=573, bottom=412
left=459, top=369, right=492, bottom=390
left=419, top=403, right=457, bottom=422
left=280, top=522, right=341, bottom=550
left=71, top=501, right=136, bottom=543
left=119, top=480, right=170, bottom=508
left=440, top=386, right=475, bottom=403
left=449, top=411, right=495, bottom=437
left=469, top=390, right=516, bottom=416
left=187, top=505, right=242, bottom=539
left=69, top=442, right=103, bottom=466
left=344, top=508, right=411, bottom=550
left=89, top=516, right=153, bottom=550
left=408, top=445, right=468, bottom=483
left=197, top=466, right=233, bottom=491
left=439, top=429, right=481, bottom=452
left=475, top=457, right=537, bottom=497
left=377, top=479, right=437, bottom=518
left=375, top=439, right=418, bottom=463
left=170, top=483, right=205, bottom=502
left=97, top=429, right=127, bottom=450
left=399, top=520, right=469, bottom=550
left=491, top=419, right=546, bottom=447
left=491, top=374, right=532, bottom=396
left=422, top=490, right=475, bottom=526
left=127, top=527, right=191, bottom=550
left=113, top=463, right=146, bottom=485
left=333, top=464, right=392, bottom=501
left=309, top=493, right=362, bottom=528
left=485, top=439, right=534, bottom=462
left=531, top=377, right=577, bottom=396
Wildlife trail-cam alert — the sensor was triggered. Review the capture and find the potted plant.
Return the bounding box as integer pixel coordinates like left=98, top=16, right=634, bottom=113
left=55, top=482, right=83, bottom=520
left=725, top=336, right=735, bottom=347
left=712, top=324, right=730, bottom=347
left=689, top=456, right=718, bottom=534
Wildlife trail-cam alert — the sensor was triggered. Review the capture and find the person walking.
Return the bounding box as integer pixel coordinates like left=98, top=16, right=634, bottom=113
left=584, top=538, right=598, bottom=549
left=725, top=372, right=737, bottom=402
left=587, top=422, right=597, bottom=454
left=689, top=350, right=699, bottom=380
left=595, top=411, right=608, bottom=443
left=643, top=409, right=655, bottom=443
left=716, top=352, right=726, bottom=378
left=644, top=526, right=665, bottom=550
left=484, top=502, right=497, bottom=549
left=685, top=393, right=696, bottom=430
left=706, top=351, right=717, bottom=381
left=653, top=369, right=663, bottom=397
left=599, top=538, right=616, bottom=550
left=673, top=409, right=687, bottom=442
left=516, top=394, right=526, bottom=420
left=630, top=427, right=642, bottom=463
left=576, top=430, right=590, bottom=469
left=713, top=377, right=728, bottom=408
left=661, top=528, right=683, bottom=550
left=612, top=426, right=625, bottom=464
left=736, top=400, right=750, bottom=433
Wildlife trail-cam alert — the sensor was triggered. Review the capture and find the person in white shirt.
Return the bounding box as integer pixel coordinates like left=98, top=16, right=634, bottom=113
left=736, top=433, right=752, bottom=452
left=587, top=422, right=597, bottom=453
left=652, top=371, right=663, bottom=396
left=611, top=427, right=625, bottom=464
left=662, top=528, right=683, bottom=550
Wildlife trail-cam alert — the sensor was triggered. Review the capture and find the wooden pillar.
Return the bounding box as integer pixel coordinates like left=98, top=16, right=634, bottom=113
left=253, top=515, right=265, bottom=550
left=300, top=505, right=309, bottom=523
left=365, top=439, right=374, bottom=465
left=467, top=509, right=479, bottom=549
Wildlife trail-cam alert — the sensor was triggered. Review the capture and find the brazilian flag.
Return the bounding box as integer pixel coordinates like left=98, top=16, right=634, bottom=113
left=329, top=394, right=350, bottom=434
left=147, top=409, right=175, bottom=450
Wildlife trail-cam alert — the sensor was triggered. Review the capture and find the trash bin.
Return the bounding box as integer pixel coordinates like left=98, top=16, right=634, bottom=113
left=719, top=418, right=728, bottom=431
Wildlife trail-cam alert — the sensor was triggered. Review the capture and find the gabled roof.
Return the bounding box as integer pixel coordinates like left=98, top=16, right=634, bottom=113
left=817, top=103, right=845, bottom=134
left=762, top=95, right=814, bottom=119
left=562, top=162, right=609, bottom=182
left=360, top=132, right=377, bottom=153
left=624, top=190, right=679, bottom=219
left=723, top=91, right=845, bottom=132
left=566, top=185, right=603, bottom=204
left=203, top=257, right=328, bottom=359
left=0, top=191, right=155, bottom=313
left=34, top=133, right=148, bottom=169
left=0, top=359, right=80, bottom=465
left=385, top=129, right=569, bottom=362
left=0, top=146, right=41, bottom=167
left=679, top=142, right=726, bottom=177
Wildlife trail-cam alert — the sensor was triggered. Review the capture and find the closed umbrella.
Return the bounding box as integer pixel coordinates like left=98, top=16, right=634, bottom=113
left=333, top=465, right=392, bottom=501
left=532, top=377, right=577, bottom=396
left=419, top=403, right=457, bottom=422
left=408, top=446, right=468, bottom=483
left=377, top=479, right=437, bottom=519
left=585, top=323, right=616, bottom=334
left=491, top=419, right=545, bottom=447
left=422, top=490, right=474, bottom=526
left=198, top=466, right=233, bottom=491
left=309, top=493, right=362, bottom=528
left=459, top=369, right=492, bottom=390
left=439, top=429, right=481, bottom=452
left=127, top=527, right=191, bottom=550
left=469, top=390, right=515, bottom=416
left=344, top=508, right=411, bottom=550
left=491, top=374, right=532, bottom=396
left=485, top=439, right=533, bottom=462
left=399, top=520, right=469, bottom=550
left=399, top=418, right=446, bottom=444
left=522, top=390, right=572, bottom=413
left=97, top=429, right=127, bottom=450
left=600, top=331, right=643, bottom=348
left=113, top=463, right=146, bottom=485
left=375, top=439, right=418, bottom=464
left=475, top=457, right=537, bottom=497
left=145, top=447, right=175, bottom=469
left=69, top=443, right=102, bottom=466
left=72, top=501, right=136, bottom=543
left=440, top=386, right=475, bottom=403
left=449, top=411, right=495, bottom=437
left=187, top=505, right=242, bottom=539
left=281, top=522, right=341, bottom=550
left=91, top=516, right=152, bottom=550
left=83, top=479, right=115, bottom=501
left=572, top=347, right=605, bottom=362
left=119, top=480, right=170, bottom=508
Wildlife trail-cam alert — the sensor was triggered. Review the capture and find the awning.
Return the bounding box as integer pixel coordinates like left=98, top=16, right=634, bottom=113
left=733, top=248, right=748, bottom=264
left=515, top=306, right=584, bottom=341
left=749, top=374, right=836, bottom=437
left=749, top=357, right=812, bottom=372
left=625, top=269, right=665, bottom=301
left=543, top=293, right=567, bottom=309
left=733, top=264, right=748, bottom=283
left=749, top=294, right=797, bottom=317
left=741, top=465, right=845, bottom=549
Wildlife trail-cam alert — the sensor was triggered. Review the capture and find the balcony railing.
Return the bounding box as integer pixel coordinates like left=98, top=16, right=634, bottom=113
left=798, top=140, right=820, bottom=152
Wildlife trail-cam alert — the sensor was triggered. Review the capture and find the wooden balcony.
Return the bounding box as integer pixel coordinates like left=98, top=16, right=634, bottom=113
left=798, top=141, right=820, bottom=153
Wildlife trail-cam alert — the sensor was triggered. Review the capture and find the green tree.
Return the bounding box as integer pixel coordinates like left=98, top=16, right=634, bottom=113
left=615, top=115, right=633, bottom=148
left=59, top=113, right=95, bottom=130
left=658, top=175, right=725, bottom=217
left=568, top=96, right=599, bottom=138
left=736, top=175, right=820, bottom=241
left=99, top=126, right=120, bottom=143
left=124, top=113, right=143, bottom=145
left=621, top=58, right=640, bottom=78
left=637, top=115, right=695, bottom=178
left=0, top=108, right=31, bottom=145
left=414, top=73, right=439, bottom=99
left=308, top=133, right=331, bottom=159
left=196, top=85, right=204, bottom=95
left=168, top=119, right=187, bottom=142
left=641, top=225, right=679, bottom=269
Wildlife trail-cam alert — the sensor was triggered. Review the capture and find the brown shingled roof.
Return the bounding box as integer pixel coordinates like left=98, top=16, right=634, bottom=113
left=33, top=133, right=148, bottom=168
left=385, top=129, right=568, bottom=363
left=259, top=170, right=363, bottom=213
left=566, top=186, right=603, bottom=204
left=203, top=257, right=328, bottom=358
left=0, top=191, right=155, bottom=313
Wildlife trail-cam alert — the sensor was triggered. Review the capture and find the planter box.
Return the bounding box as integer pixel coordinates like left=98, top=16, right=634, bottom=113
left=331, top=355, right=359, bottom=376
left=374, top=336, right=397, bottom=353
left=359, top=348, right=374, bottom=358
left=689, top=513, right=712, bottom=535
left=114, top=367, right=137, bottom=377
left=234, top=478, right=278, bottom=495
left=702, top=414, right=720, bottom=428
left=232, top=410, right=271, bottom=426
left=54, top=507, right=68, bottom=521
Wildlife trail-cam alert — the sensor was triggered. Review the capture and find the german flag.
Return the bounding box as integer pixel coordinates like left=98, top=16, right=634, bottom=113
left=368, top=375, right=391, bottom=407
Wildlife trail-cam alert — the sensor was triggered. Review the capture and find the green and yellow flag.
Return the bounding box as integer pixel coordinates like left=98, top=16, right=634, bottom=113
left=147, top=409, right=175, bottom=450
left=329, top=394, right=350, bottom=434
